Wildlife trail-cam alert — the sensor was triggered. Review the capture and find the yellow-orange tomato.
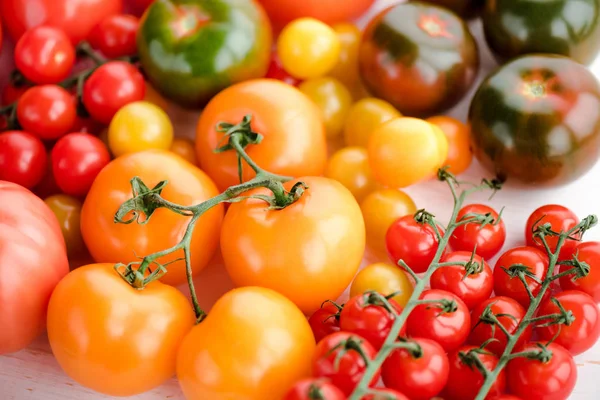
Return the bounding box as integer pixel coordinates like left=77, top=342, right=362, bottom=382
left=44, top=194, right=85, bottom=257
left=80, top=150, right=223, bottom=286
left=170, top=137, right=198, bottom=165
left=344, top=98, right=401, bottom=147
left=351, top=262, right=414, bottom=307
left=329, top=23, right=367, bottom=100
left=177, top=286, right=315, bottom=400
left=221, top=176, right=365, bottom=314
left=196, top=79, right=327, bottom=191
left=427, top=115, right=473, bottom=175
left=299, top=77, right=352, bottom=139
left=47, top=263, right=195, bottom=397
left=325, top=146, right=381, bottom=202
left=368, top=117, right=448, bottom=188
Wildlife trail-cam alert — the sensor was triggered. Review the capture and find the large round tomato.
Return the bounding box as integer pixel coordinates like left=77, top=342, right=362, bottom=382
left=177, top=287, right=315, bottom=400
left=221, top=176, right=365, bottom=314
left=0, top=181, right=69, bottom=355
left=196, top=79, right=327, bottom=192
left=80, top=150, right=223, bottom=286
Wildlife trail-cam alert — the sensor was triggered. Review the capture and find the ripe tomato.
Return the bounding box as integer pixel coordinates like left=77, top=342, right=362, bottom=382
left=195, top=79, right=327, bottom=191
left=329, top=24, right=363, bottom=99
left=48, top=263, right=194, bottom=396
left=0, top=130, right=47, bottom=189
left=17, top=85, right=76, bottom=140
left=536, top=290, right=600, bottom=355
left=369, top=117, right=448, bottom=188
left=325, top=147, right=380, bottom=202
left=350, top=263, right=414, bottom=308
left=170, top=138, right=198, bottom=165
left=469, top=296, right=532, bottom=356
left=177, top=287, right=315, bottom=400
left=221, top=177, right=364, bottom=314
left=14, top=26, right=75, bottom=84
left=299, top=77, right=352, bottom=138
left=493, top=246, right=549, bottom=307
left=444, top=346, right=505, bottom=400
left=308, top=302, right=341, bottom=343
left=283, top=378, right=345, bottom=400
left=526, top=205, right=579, bottom=260
left=431, top=251, right=493, bottom=310
left=313, top=332, right=380, bottom=396
left=0, top=181, right=69, bottom=355
left=82, top=61, right=145, bottom=124
left=88, top=14, right=138, bottom=58
left=362, top=389, right=409, bottom=400
left=560, top=241, right=600, bottom=301
left=44, top=194, right=86, bottom=257
left=449, top=204, right=506, bottom=259
left=265, top=52, right=300, bottom=86
left=2, top=83, right=31, bottom=105
left=426, top=116, right=473, bottom=175
left=108, top=101, right=173, bottom=157
left=344, top=98, right=401, bottom=147
left=506, top=343, right=576, bottom=400
left=406, top=289, right=471, bottom=352
left=381, top=337, right=449, bottom=400
left=490, top=396, right=523, bottom=400
left=81, top=150, right=223, bottom=286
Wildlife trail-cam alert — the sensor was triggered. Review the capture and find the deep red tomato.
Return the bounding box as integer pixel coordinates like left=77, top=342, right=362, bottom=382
left=82, top=61, right=145, bottom=124
left=469, top=296, right=532, bottom=356
left=14, top=26, right=75, bottom=84
left=51, top=133, right=111, bottom=197
left=308, top=302, right=341, bottom=343
left=266, top=52, right=301, bottom=86
left=17, top=85, right=76, bottom=140
left=0, top=131, right=47, bottom=189
left=283, top=378, right=345, bottom=400
left=449, top=204, right=506, bottom=259
left=386, top=214, right=444, bottom=273
left=362, top=389, right=409, bottom=400
left=525, top=205, right=579, bottom=260
left=88, top=14, right=139, bottom=58
left=312, top=332, right=380, bottom=396
left=432, top=251, right=493, bottom=310
left=406, top=289, right=470, bottom=352
left=490, top=396, right=523, bottom=400
left=2, top=83, right=31, bottom=105
left=381, top=337, right=449, bottom=400
left=560, top=241, right=600, bottom=301
left=507, top=343, right=576, bottom=400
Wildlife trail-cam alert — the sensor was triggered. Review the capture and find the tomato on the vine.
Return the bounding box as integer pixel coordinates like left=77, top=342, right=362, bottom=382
left=526, top=205, right=580, bottom=260
left=344, top=98, right=401, bottom=147
left=0, top=130, right=47, bottom=189
left=308, top=302, right=341, bottom=343
left=88, top=14, right=138, bottom=58
left=450, top=204, right=506, bottom=259
left=44, top=194, right=86, bottom=257
left=560, top=241, right=600, bottom=301
left=283, top=378, right=345, bottom=400
left=325, top=147, right=380, bottom=202
left=299, top=77, right=352, bottom=139
left=350, top=263, right=414, bottom=308
left=426, top=116, right=473, bottom=175
left=17, top=85, right=76, bottom=140
left=362, top=389, right=409, bottom=400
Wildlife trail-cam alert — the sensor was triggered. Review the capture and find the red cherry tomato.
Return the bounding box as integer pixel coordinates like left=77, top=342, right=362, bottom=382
left=88, top=15, right=139, bottom=58
left=308, top=302, right=341, bottom=343
left=362, top=389, right=409, bottom=400
left=2, top=84, right=31, bottom=105
left=560, top=241, right=600, bottom=301
left=449, top=204, right=506, bottom=260
left=82, top=61, right=145, bottom=124
left=265, top=53, right=301, bottom=86
left=526, top=205, right=579, bottom=260
left=283, top=378, right=345, bottom=400
left=432, top=251, right=493, bottom=310
left=17, top=85, right=76, bottom=140
left=51, top=133, right=111, bottom=196
left=381, top=337, right=449, bottom=400
left=0, top=130, right=47, bottom=189
left=490, top=396, right=523, bottom=400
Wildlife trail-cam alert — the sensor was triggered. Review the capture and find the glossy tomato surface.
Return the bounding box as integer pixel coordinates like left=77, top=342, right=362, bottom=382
left=444, top=346, right=505, bottom=400
left=560, top=241, right=600, bottom=301
left=0, top=130, right=47, bottom=189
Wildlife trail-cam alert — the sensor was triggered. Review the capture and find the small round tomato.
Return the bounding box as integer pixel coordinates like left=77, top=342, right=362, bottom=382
left=432, top=251, right=493, bottom=310
left=170, top=138, right=197, bottom=165
left=450, top=204, right=506, bottom=260
left=526, top=205, right=579, bottom=260
left=299, top=77, right=352, bottom=138
left=362, top=389, right=409, bottom=400
left=344, top=98, right=401, bottom=147
left=283, top=378, right=345, bottom=400
left=506, top=343, right=577, bottom=400
left=325, top=147, right=380, bottom=202
left=277, top=18, right=341, bottom=80
left=88, top=14, right=139, bottom=58
left=382, top=338, right=449, bottom=400
left=14, top=26, right=75, bottom=84
left=312, top=332, right=380, bottom=396
left=82, top=61, right=146, bottom=124
left=406, top=289, right=471, bottom=352
left=44, top=194, right=86, bottom=257
left=265, top=53, right=300, bottom=86
left=108, top=101, right=174, bottom=157
left=444, top=346, right=505, bottom=400
left=17, top=85, right=76, bottom=140
left=0, top=130, right=47, bottom=189
left=48, top=263, right=195, bottom=396
left=350, top=263, right=414, bottom=308
left=426, top=116, right=473, bottom=175
left=493, top=246, right=549, bottom=307
left=308, top=302, right=341, bottom=343
left=361, top=189, right=417, bottom=253
left=490, top=396, right=523, bottom=400
left=560, top=241, right=600, bottom=301
left=329, top=23, right=364, bottom=100
left=369, top=117, right=448, bottom=188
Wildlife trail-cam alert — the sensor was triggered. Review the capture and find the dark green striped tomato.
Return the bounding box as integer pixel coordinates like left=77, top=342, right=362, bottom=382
left=137, top=0, right=272, bottom=108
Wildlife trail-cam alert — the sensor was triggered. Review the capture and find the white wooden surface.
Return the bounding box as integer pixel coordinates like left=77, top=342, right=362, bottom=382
left=1, top=0, right=600, bottom=398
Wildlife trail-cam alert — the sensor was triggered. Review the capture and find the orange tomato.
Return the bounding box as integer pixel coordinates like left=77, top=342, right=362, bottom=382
left=221, top=176, right=365, bottom=314
left=196, top=79, right=327, bottom=191
left=325, top=146, right=381, bottom=202
left=170, top=137, right=198, bottom=165
left=427, top=116, right=472, bottom=175
left=177, top=286, right=315, bottom=400
left=350, top=262, right=414, bottom=307
left=344, top=98, right=401, bottom=147
left=47, top=263, right=195, bottom=396
left=80, top=150, right=223, bottom=286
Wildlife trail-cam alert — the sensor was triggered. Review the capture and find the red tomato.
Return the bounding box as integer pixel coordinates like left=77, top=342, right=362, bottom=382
left=469, top=296, right=532, bottom=356
left=493, top=246, right=549, bottom=307
left=490, top=396, right=523, bottom=400
left=381, top=338, right=449, bottom=400
left=431, top=251, right=493, bottom=310
left=406, top=289, right=470, bottom=352
left=526, top=205, right=579, bottom=260
left=127, top=0, right=155, bottom=15
left=2, top=83, right=31, bottom=105
left=283, top=378, right=345, bottom=400
left=0, top=181, right=69, bottom=354
left=0, top=130, right=47, bottom=189
left=266, top=52, right=301, bottom=86
left=308, top=302, right=341, bottom=343
left=17, top=85, right=76, bottom=140
left=88, top=14, right=139, bottom=58
left=82, top=61, right=145, bottom=124
left=362, top=389, right=409, bottom=400
left=449, top=204, right=506, bottom=259
left=507, top=343, right=576, bottom=400
left=560, top=241, right=600, bottom=301
left=312, top=332, right=380, bottom=396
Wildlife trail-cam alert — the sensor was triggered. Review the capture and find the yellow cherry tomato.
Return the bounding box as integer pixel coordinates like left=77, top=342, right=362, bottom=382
left=170, top=138, right=197, bottom=165
left=350, top=262, right=414, bottom=307
left=299, top=77, right=352, bottom=139
left=426, top=116, right=473, bottom=175
left=44, top=194, right=86, bottom=257
left=368, top=117, right=448, bottom=188
left=108, top=101, right=174, bottom=157
left=325, top=147, right=381, bottom=202
left=344, top=98, right=401, bottom=147
left=328, top=23, right=367, bottom=99
left=277, top=18, right=341, bottom=79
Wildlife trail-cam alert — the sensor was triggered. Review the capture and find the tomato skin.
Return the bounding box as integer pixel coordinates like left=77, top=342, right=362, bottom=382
left=299, top=77, right=352, bottom=138
left=444, top=346, right=505, bottom=400
left=178, top=287, right=315, bottom=400
left=344, top=98, right=401, bottom=148
left=17, top=85, right=76, bottom=140
left=560, top=241, right=600, bottom=301
left=329, top=23, right=365, bottom=100
left=0, top=130, right=47, bottom=189
left=2, top=83, right=31, bottom=105
left=450, top=204, right=506, bottom=260
left=325, top=147, right=381, bottom=203
left=283, top=378, right=345, bottom=400
left=427, top=116, right=472, bottom=175
left=426, top=0, right=485, bottom=17
left=0, top=181, right=69, bottom=355
left=362, top=389, right=409, bottom=400
left=44, top=194, right=86, bottom=257
left=169, top=138, right=198, bottom=165
left=88, top=14, right=138, bottom=58
left=308, top=302, right=341, bottom=343
left=350, top=263, right=414, bottom=308
left=526, top=205, right=579, bottom=260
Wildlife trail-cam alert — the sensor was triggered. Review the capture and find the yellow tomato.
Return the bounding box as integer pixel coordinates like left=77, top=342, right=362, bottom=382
left=325, top=147, right=380, bottom=202
left=344, top=98, right=401, bottom=147
left=426, top=115, right=473, bottom=175
left=170, top=138, right=197, bottom=165
left=328, top=23, right=367, bottom=99
left=350, top=263, right=414, bottom=307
